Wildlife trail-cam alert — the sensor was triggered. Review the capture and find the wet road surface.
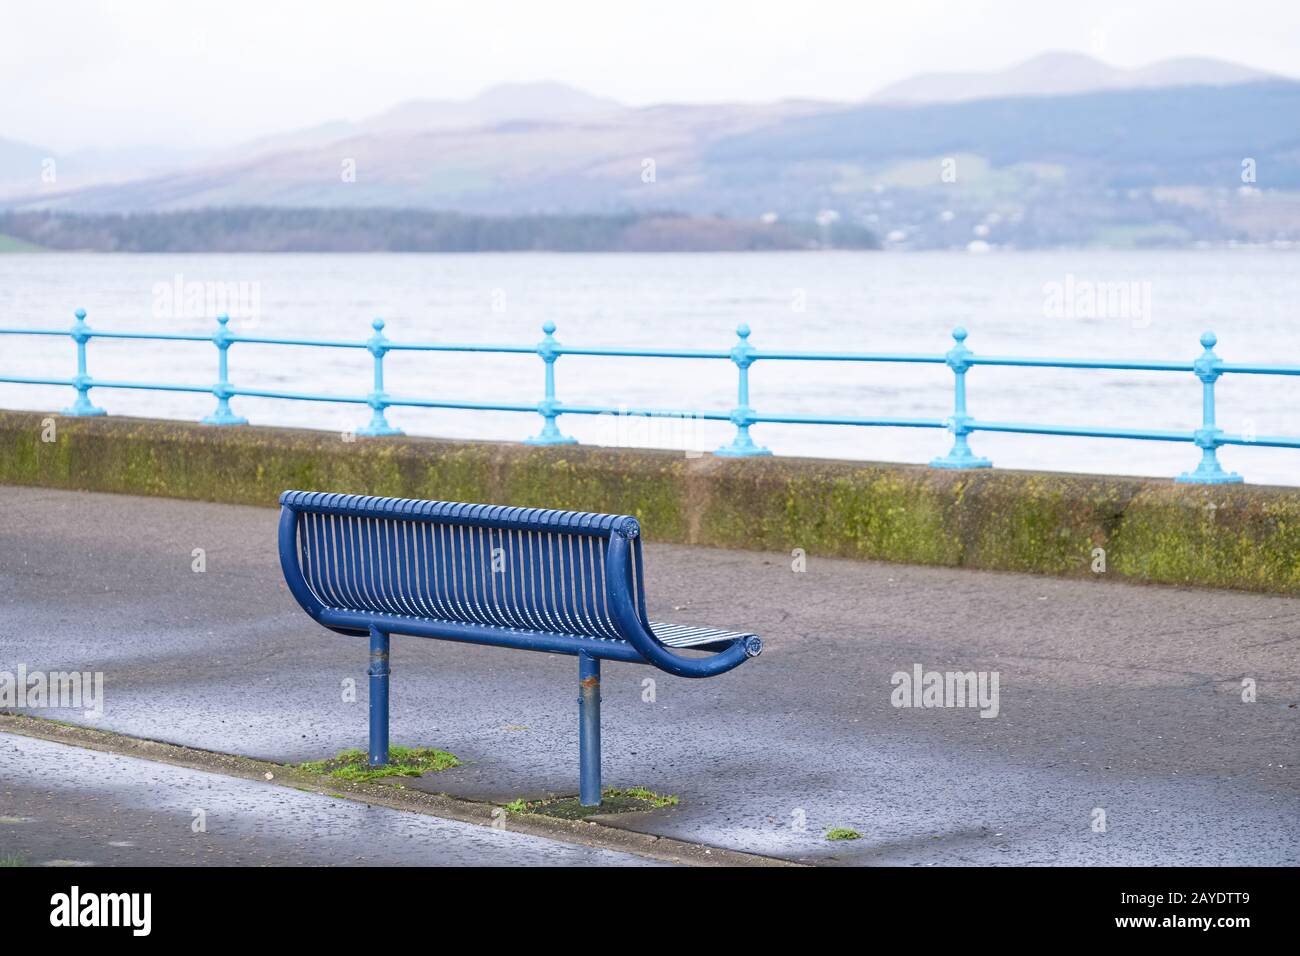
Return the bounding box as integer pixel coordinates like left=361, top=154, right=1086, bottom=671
left=0, top=734, right=657, bottom=866
left=2, top=485, right=1297, bottom=864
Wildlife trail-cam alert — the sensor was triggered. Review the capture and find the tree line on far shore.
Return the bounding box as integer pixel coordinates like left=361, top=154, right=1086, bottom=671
left=0, top=208, right=880, bottom=253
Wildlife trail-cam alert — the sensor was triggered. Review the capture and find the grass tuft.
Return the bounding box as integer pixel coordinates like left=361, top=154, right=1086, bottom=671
left=825, top=828, right=862, bottom=841
left=504, top=786, right=680, bottom=820
left=299, top=745, right=460, bottom=782
left=605, top=786, right=679, bottom=808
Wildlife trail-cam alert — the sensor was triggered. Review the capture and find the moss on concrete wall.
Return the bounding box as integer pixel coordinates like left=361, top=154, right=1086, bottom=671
left=3, top=410, right=1298, bottom=594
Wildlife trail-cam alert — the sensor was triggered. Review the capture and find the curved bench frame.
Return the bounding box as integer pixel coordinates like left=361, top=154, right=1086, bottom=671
left=277, top=491, right=761, bottom=805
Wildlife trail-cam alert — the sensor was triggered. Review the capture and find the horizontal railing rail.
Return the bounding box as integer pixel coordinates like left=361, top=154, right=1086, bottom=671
left=2, top=309, right=1299, bottom=483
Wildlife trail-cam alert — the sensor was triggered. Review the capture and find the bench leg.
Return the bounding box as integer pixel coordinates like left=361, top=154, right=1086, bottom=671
left=368, top=627, right=390, bottom=767
left=578, top=653, right=601, bottom=806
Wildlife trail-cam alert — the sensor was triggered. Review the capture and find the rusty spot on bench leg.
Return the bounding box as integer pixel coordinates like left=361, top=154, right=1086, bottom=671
left=578, top=653, right=602, bottom=806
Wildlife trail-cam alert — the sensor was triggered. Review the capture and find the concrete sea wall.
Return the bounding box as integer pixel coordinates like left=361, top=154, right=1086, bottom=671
left=2, top=410, right=1298, bottom=594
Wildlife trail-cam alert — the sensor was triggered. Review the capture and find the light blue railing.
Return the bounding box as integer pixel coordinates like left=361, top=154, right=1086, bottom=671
left=3, top=309, right=1299, bottom=483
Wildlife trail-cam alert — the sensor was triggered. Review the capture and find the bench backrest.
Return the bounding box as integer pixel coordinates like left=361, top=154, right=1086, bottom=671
left=279, top=491, right=648, bottom=640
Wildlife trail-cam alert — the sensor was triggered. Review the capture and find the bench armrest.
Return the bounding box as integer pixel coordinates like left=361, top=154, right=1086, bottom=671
left=278, top=506, right=332, bottom=626
left=604, top=530, right=758, bottom=678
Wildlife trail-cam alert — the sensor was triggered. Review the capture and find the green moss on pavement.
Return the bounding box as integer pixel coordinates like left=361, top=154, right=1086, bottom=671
left=299, top=745, right=460, bottom=782
left=505, top=786, right=680, bottom=819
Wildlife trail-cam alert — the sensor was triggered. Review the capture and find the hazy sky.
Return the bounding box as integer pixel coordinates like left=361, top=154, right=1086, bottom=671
left=4, top=0, right=1297, bottom=152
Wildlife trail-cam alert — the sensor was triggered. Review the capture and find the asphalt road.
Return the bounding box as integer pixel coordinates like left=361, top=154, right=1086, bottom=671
left=0, top=734, right=656, bottom=866
left=1, top=484, right=1297, bottom=864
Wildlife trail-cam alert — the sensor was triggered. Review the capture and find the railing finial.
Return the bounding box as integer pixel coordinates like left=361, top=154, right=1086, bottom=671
left=715, top=323, right=770, bottom=457
left=525, top=320, right=576, bottom=446
left=202, top=312, right=247, bottom=426
left=1178, top=329, right=1241, bottom=484
left=356, top=316, right=403, bottom=436
left=62, top=307, right=106, bottom=417
left=930, top=325, right=990, bottom=470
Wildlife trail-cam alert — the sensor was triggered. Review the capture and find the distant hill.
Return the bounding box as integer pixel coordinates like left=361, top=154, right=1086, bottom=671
left=707, top=81, right=1300, bottom=184
left=367, top=82, right=624, bottom=131
left=704, top=81, right=1300, bottom=247
left=7, top=99, right=829, bottom=215
left=3, top=60, right=1299, bottom=249
left=0, top=82, right=626, bottom=194
left=226, top=81, right=626, bottom=160
left=870, top=51, right=1282, bottom=103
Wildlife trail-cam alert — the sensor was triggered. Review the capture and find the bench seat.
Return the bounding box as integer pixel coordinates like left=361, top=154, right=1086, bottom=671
left=316, top=605, right=754, bottom=654
left=649, top=621, right=757, bottom=650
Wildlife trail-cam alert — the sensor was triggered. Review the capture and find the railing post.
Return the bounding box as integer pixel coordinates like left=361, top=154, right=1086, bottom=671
left=525, top=321, right=576, bottom=445
left=715, top=323, right=770, bottom=456
left=62, top=308, right=105, bottom=417
left=1177, top=331, right=1242, bottom=484
left=578, top=652, right=601, bottom=806
left=356, top=318, right=403, bottom=436
left=201, top=314, right=247, bottom=425
left=368, top=626, right=390, bottom=767
left=930, top=326, right=991, bottom=469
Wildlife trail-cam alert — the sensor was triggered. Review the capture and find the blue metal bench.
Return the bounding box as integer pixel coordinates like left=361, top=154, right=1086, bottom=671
left=277, top=491, right=762, bottom=805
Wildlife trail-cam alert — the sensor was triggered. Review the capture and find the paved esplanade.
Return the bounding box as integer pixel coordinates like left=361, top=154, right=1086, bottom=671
left=0, top=735, right=659, bottom=866
left=2, top=485, right=1297, bottom=865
